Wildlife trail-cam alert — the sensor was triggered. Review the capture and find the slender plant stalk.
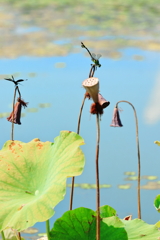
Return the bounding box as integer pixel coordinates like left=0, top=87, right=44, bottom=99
left=95, top=113, right=100, bottom=240
left=77, top=95, right=86, bottom=135
left=1, top=231, right=6, bottom=240
left=69, top=42, right=97, bottom=210
left=46, top=219, right=50, bottom=240
left=69, top=94, right=86, bottom=210
left=11, top=87, right=18, bottom=141
left=116, top=100, right=141, bottom=219
left=89, top=65, right=96, bottom=78
left=17, top=232, right=21, bottom=240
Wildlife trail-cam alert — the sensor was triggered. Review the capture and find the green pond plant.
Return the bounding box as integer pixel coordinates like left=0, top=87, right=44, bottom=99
left=50, top=205, right=160, bottom=239
left=0, top=131, right=85, bottom=240
left=110, top=100, right=141, bottom=219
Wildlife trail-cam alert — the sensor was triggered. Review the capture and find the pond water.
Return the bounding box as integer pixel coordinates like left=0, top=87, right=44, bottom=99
left=0, top=1, right=160, bottom=238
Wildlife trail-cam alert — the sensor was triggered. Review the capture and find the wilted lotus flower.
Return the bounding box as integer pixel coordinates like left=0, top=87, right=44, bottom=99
left=98, top=93, right=110, bottom=109
left=110, top=107, right=123, bottom=127
left=7, top=98, right=28, bottom=125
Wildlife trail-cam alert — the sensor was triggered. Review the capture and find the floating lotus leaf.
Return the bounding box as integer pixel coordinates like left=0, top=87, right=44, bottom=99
left=154, top=141, right=160, bottom=146
left=142, top=175, right=158, bottom=180
left=118, top=184, right=132, bottom=189
left=0, top=131, right=85, bottom=231
left=26, top=108, right=39, bottom=113
left=38, top=103, right=51, bottom=108
left=124, top=176, right=138, bottom=181
left=124, top=172, right=136, bottom=176
left=154, top=194, right=160, bottom=212
left=141, top=182, right=160, bottom=190
left=22, top=227, right=38, bottom=234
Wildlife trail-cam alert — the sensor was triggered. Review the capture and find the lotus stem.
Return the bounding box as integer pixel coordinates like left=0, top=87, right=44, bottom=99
left=46, top=219, right=50, bottom=240
left=69, top=94, right=86, bottom=210
left=96, top=113, right=100, bottom=240
left=116, top=100, right=141, bottom=219
left=1, top=231, right=6, bottom=240
left=17, top=232, right=21, bottom=240
left=89, top=65, right=96, bottom=78
left=11, top=86, right=19, bottom=141
left=77, top=94, right=86, bottom=135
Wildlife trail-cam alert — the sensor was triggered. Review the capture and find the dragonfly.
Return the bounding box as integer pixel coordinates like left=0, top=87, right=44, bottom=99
left=81, top=42, right=102, bottom=68
left=4, top=75, right=27, bottom=86
left=91, top=53, right=101, bottom=68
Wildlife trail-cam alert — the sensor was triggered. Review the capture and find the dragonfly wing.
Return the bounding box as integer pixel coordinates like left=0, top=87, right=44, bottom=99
left=4, top=78, right=13, bottom=82
left=91, top=53, right=96, bottom=59
left=17, top=79, right=25, bottom=83
left=96, top=54, right=102, bottom=59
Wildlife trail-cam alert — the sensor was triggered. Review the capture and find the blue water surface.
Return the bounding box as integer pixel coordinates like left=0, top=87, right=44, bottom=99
left=0, top=47, right=160, bottom=233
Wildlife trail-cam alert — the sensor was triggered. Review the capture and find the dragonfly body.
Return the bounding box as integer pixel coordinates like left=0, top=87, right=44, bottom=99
left=81, top=42, right=102, bottom=77
left=91, top=53, right=101, bottom=68
left=81, top=42, right=101, bottom=68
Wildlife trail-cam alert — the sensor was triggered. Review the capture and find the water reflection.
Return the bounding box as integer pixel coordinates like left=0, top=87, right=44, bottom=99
left=0, top=1, right=160, bottom=58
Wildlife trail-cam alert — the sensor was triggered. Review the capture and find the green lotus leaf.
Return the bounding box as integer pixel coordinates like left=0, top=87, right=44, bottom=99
left=154, top=194, right=160, bottom=212
left=50, top=207, right=128, bottom=240
left=99, top=205, right=116, bottom=218
left=124, top=176, right=138, bottom=181
left=50, top=207, right=160, bottom=240
left=0, top=131, right=85, bottom=231
left=118, top=184, right=131, bottom=189
left=124, top=172, right=136, bottom=176
left=122, top=218, right=160, bottom=239
left=155, top=221, right=160, bottom=228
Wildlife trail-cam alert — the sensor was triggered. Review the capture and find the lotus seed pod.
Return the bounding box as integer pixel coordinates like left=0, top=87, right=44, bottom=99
left=82, top=77, right=99, bottom=103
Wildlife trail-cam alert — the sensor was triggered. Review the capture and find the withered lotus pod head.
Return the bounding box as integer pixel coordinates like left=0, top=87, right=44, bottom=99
left=110, top=107, right=123, bottom=127
left=98, top=93, right=110, bottom=108
left=82, top=77, right=99, bottom=103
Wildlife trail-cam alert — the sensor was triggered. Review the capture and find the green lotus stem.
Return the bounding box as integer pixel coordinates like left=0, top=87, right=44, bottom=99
left=116, top=100, right=141, bottom=219
left=96, top=113, right=100, bottom=240
left=69, top=94, right=86, bottom=210
left=46, top=219, right=50, bottom=240
left=1, top=231, right=6, bottom=240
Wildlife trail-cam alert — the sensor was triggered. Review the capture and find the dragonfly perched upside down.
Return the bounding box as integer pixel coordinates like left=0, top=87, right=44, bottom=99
left=4, top=75, right=27, bottom=86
